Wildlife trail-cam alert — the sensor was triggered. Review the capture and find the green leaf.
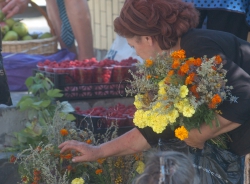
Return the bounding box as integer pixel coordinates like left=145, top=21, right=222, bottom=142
left=18, top=98, right=34, bottom=110
left=47, top=89, right=63, bottom=97
left=27, top=109, right=38, bottom=120
left=33, top=100, right=51, bottom=108
left=30, top=84, right=44, bottom=94
left=25, top=76, right=34, bottom=88
left=66, top=114, right=76, bottom=121
left=42, top=80, right=51, bottom=90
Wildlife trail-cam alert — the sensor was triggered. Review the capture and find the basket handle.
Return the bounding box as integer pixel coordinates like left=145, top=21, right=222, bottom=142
left=29, top=1, right=56, bottom=36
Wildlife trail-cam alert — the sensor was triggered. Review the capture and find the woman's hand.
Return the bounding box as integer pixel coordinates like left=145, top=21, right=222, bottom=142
left=0, top=0, right=30, bottom=19
left=184, top=114, right=241, bottom=149
left=58, top=140, right=102, bottom=162
left=58, top=128, right=151, bottom=163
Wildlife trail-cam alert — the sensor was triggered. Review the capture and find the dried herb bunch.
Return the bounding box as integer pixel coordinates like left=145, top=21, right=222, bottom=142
left=13, top=102, right=145, bottom=184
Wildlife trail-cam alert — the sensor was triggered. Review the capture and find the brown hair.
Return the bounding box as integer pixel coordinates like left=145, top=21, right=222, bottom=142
left=114, top=0, right=199, bottom=49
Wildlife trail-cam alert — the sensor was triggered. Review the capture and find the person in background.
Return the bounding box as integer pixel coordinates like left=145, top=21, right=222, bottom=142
left=0, top=0, right=94, bottom=60
left=133, top=151, right=199, bottom=184
left=183, top=0, right=250, bottom=40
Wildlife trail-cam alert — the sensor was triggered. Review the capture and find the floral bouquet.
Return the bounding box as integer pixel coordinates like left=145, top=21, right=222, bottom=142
left=126, top=49, right=237, bottom=143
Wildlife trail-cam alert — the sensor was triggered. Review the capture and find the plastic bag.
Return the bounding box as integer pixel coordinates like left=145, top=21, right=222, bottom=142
left=0, top=52, right=12, bottom=105
left=105, top=35, right=143, bottom=63
left=158, top=139, right=243, bottom=184
left=2, top=49, right=76, bottom=91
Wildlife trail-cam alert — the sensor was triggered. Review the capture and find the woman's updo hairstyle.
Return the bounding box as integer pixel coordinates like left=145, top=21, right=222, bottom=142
left=114, top=0, right=199, bottom=49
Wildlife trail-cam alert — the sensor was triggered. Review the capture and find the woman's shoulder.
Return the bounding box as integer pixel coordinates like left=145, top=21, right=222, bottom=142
left=181, top=28, right=237, bottom=42
left=180, top=28, right=248, bottom=58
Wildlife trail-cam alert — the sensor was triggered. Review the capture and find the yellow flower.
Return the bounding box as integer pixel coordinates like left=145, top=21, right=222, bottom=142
left=179, top=85, right=188, bottom=98
left=174, top=98, right=188, bottom=112
left=182, top=105, right=195, bottom=117
left=71, top=177, right=85, bottom=184
left=158, top=86, right=166, bottom=95
left=136, top=161, right=145, bottom=174
left=158, top=80, right=165, bottom=88
left=115, top=175, right=123, bottom=184
left=134, top=110, right=147, bottom=128
left=152, top=102, right=162, bottom=110
left=175, top=126, right=189, bottom=140
left=134, top=94, right=144, bottom=109
left=166, top=109, right=179, bottom=123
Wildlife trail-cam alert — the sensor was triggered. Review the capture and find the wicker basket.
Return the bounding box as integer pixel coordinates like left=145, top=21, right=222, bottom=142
left=2, top=1, right=58, bottom=55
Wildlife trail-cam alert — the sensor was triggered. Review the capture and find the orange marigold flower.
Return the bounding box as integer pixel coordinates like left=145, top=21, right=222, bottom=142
left=179, top=63, right=189, bottom=74
left=33, top=169, right=41, bottom=176
left=86, top=139, right=92, bottom=144
left=190, top=85, right=199, bottom=98
left=60, top=129, right=68, bottom=136
left=22, top=176, right=29, bottom=183
left=175, top=126, right=189, bottom=140
left=168, top=70, right=174, bottom=76
left=193, top=58, right=202, bottom=66
left=177, top=69, right=185, bottom=76
left=171, top=49, right=186, bottom=59
left=95, top=169, right=103, bottom=174
left=212, top=94, right=222, bottom=104
left=172, top=59, right=181, bottom=69
left=97, top=158, right=106, bottom=164
left=186, top=57, right=195, bottom=65
left=67, top=165, right=73, bottom=171
left=145, top=59, right=154, bottom=67
left=146, top=75, right=152, bottom=80
left=215, top=55, right=222, bottom=64
left=185, top=72, right=195, bottom=85
left=9, top=155, right=16, bottom=163
left=60, top=153, right=73, bottom=160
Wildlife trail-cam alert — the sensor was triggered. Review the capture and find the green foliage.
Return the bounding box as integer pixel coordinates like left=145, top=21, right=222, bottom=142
left=8, top=72, right=74, bottom=152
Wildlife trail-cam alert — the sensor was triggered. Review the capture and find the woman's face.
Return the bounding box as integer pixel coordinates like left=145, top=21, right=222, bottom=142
left=126, top=36, right=162, bottom=60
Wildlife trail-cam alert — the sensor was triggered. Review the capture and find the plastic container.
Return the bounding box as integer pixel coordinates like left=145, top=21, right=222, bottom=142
left=74, top=67, right=94, bottom=84
left=53, top=67, right=75, bottom=84
left=111, top=65, right=132, bottom=82
left=36, top=64, right=45, bottom=71
left=93, top=66, right=113, bottom=83
left=44, top=65, right=53, bottom=73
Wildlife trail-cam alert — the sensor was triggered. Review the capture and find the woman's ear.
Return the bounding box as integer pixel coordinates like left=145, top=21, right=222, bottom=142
left=142, top=36, right=154, bottom=46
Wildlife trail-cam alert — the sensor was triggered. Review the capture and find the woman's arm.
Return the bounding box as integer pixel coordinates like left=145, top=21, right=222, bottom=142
left=64, top=0, right=94, bottom=60
left=58, top=128, right=151, bottom=162
left=184, top=114, right=241, bottom=149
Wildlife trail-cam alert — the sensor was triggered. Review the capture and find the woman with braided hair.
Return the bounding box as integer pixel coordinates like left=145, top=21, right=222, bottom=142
left=133, top=151, right=199, bottom=184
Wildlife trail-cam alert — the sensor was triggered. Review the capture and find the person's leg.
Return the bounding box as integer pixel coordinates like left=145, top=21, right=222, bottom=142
left=64, top=0, right=94, bottom=60
left=206, top=10, right=249, bottom=40
left=45, top=0, right=68, bottom=50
